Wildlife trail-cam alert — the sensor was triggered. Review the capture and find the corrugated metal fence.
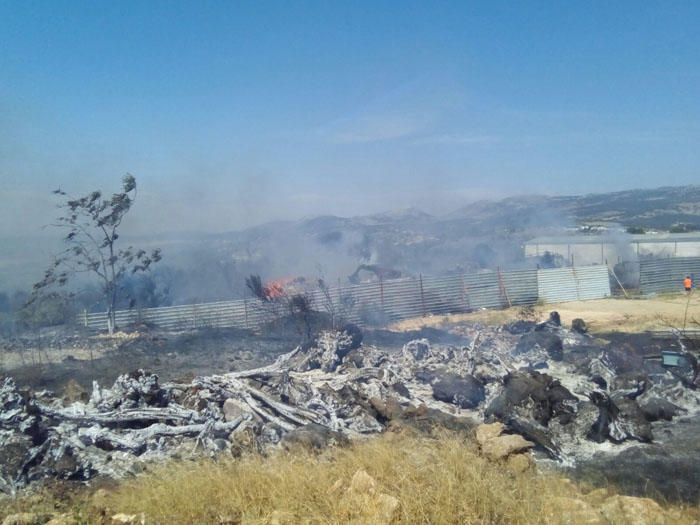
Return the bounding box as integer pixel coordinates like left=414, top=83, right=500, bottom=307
left=81, top=264, right=611, bottom=331
left=537, top=265, right=612, bottom=303
left=639, top=257, right=700, bottom=294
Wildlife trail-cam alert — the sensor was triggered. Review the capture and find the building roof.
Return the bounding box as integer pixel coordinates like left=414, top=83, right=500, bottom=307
left=525, top=233, right=700, bottom=245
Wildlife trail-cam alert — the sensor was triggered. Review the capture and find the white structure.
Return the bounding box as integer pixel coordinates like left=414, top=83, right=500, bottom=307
left=524, top=233, right=700, bottom=267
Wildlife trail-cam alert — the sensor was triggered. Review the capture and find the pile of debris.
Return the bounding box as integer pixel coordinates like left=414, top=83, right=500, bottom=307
left=1, top=314, right=699, bottom=495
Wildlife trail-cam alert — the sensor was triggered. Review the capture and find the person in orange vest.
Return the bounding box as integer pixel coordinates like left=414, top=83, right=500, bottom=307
left=684, top=275, right=693, bottom=293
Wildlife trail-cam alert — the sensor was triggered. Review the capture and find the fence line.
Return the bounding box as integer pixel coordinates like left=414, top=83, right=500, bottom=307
left=639, top=257, right=700, bottom=295
left=80, top=264, right=614, bottom=331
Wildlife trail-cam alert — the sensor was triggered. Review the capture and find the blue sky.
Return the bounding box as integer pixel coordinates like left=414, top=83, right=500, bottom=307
left=1, top=1, right=699, bottom=235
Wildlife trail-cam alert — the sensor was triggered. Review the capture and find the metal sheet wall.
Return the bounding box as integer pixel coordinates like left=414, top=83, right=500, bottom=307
left=537, top=265, right=611, bottom=303
left=639, top=257, right=700, bottom=294
left=82, top=265, right=612, bottom=331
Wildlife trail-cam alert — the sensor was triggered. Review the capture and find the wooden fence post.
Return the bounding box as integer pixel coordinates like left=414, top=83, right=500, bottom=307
left=379, top=275, right=385, bottom=316
left=419, top=274, right=426, bottom=317
left=497, top=267, right=512, bottom=308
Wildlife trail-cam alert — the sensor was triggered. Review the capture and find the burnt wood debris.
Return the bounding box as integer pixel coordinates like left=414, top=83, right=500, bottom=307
left=1, top=314, right=699, bottom=496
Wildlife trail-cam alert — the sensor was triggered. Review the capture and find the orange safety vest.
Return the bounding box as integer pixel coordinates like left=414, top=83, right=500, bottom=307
left=684, top=277, right=692, bottom=289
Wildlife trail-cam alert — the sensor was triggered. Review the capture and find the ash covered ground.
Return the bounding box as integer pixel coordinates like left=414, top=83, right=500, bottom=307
left=1, top=313, right=699, bottom=502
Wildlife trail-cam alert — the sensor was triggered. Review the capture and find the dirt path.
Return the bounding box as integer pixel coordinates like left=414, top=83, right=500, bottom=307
left=389, top=294, right=700, bottom=334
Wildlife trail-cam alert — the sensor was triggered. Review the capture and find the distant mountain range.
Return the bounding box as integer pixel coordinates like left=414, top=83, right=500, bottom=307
left=3, top=185, right=699, bottom=296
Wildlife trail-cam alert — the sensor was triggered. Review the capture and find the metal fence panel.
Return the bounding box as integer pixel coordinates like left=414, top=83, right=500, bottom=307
left=537, top=265, right=611, bottom=303
left=639, top=257, right=700, bottom=294
left=81, top=264, right=605, bottom=331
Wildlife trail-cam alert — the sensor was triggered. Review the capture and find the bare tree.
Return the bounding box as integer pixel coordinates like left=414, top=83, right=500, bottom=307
left=31, top=175, right=161, bottom=334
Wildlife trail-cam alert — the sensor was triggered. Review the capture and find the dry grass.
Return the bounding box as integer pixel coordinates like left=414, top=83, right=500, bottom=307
left=389, top=295, right=700, bottom=334
left=78, top=431, right=700, bottom=525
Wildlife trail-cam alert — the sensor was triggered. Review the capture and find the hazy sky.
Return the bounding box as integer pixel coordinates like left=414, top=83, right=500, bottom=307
left=1, top=1, right=699, bottom=236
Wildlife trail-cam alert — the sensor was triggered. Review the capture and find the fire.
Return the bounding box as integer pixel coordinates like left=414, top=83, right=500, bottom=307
left=263, top=277, right=306, bottom=301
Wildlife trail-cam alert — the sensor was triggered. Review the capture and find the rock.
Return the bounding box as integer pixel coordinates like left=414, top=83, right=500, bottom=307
left=402, top=339, right=432, bottom=361
left=506, top=453, right=533, bottom=474
left=370, top=493, right=400, bottom=524
left=638, top=396, right=682, bottom=422
left=480, top=434, right=534, bottom=460
left=431, top=373, right=485, bottom=409
left=600, top=495, right=668, bottom=525
left=110, top=514, right=145, bottom=525
left=369, top=397, right=404, bottom=422
left=571, top=318, right=588, bottom=334
left=281, top=423, right=348, bottom=450
left=45, top=515, right=78, bottom=525
left=349, top=469, right=377, bottom=495
left=475, top=422, right=504, bottom=446
left=344, top=470, right=399, bottom=525
left=1, top=514, right=45, bottom=525
left=222, top=398, right=250, bottom=422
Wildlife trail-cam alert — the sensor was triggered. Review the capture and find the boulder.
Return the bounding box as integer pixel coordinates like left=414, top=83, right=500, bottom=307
left=344, top=470, right=400, bottom=525
left=480, top=434, right=534, bottom=460
left=349, top=469, right=377, bottom=494
left=506, top=453, right=533, bottom=474
left=431, top=373, right=485, bottom=409
left=475, top=422, right=504, bottom=446
left=222, top=398, right=251, bottom=422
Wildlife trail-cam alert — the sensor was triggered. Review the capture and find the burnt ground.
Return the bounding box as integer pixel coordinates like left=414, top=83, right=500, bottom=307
left=6, top=328, right=296, bottom=393
left=4, top=323, right=471, bottom=394
left=4, top=319, right=700, bottom=502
